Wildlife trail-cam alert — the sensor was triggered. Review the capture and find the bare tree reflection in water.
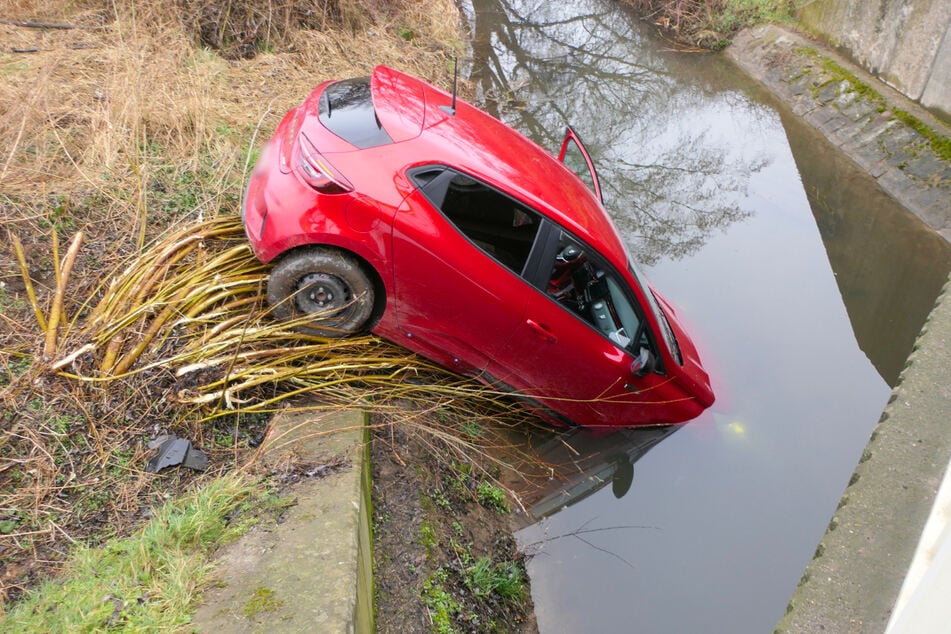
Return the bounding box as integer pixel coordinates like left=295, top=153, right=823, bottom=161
left=608, top=127, right=769, bottom=264
left=464, top=0, right=769, bottom=263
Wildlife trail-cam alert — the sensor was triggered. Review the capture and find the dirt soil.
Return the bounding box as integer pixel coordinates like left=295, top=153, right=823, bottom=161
left=371, top=424, right=537, bottom=633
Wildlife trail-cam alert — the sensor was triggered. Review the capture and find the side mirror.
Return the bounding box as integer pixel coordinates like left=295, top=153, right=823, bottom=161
left=631, top=347, right=656, bottom=377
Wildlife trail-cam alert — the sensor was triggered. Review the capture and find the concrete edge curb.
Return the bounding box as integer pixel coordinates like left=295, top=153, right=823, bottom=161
left=190, top=408, right=374, bottom=633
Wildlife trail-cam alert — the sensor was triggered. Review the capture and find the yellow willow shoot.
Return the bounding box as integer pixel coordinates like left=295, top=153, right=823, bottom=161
left=11, top=233, right=47, bottom=331
left=53, top=215, right=538, bottom=462
left=45, top=232, right=84, bottom=359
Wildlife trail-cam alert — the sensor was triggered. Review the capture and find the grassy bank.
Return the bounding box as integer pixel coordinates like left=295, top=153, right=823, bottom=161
left=2, top=474, right=280, bottom=631
left=1, top=0, right=470, bottom=615
left=623, top=0, right=801, bottom=48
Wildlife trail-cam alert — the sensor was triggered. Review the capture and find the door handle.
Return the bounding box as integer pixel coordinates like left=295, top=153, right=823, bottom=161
left=526, top=319, right=557, bottom=343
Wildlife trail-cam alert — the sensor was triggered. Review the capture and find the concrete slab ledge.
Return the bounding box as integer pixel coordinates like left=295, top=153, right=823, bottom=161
left=191, top=408, right=373, bottom=633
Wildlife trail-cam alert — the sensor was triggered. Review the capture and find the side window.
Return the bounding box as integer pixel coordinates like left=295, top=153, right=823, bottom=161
left=412, top=168, right=542, bottom=274
left=546, top=231, right=649, bottom=352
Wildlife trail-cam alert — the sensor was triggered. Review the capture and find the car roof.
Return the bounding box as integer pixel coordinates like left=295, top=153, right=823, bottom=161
left=370, top=66, right=629, bottom=267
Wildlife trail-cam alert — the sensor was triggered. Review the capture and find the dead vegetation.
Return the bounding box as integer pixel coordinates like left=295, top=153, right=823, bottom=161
left=1, top=0, right=489, bottom=608
left=624, top=0, right=798, bottom=49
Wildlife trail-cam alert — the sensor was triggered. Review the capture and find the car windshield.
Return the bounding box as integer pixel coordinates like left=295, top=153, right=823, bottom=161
left=628, top=260, right=681, bottom=365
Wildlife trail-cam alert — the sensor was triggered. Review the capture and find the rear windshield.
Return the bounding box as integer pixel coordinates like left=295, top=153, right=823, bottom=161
left=318, top=78, right=393, bottom=149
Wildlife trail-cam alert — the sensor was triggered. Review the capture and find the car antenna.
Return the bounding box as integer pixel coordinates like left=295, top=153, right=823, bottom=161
left=440, top=57, right=458, bottom=116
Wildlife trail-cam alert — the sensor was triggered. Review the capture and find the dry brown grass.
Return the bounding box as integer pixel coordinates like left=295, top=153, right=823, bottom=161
left=0, top=0, right=468, bottom=605
left=0, top=0, right=463, bottom=205
left=0, top=213, right=538, bottom=605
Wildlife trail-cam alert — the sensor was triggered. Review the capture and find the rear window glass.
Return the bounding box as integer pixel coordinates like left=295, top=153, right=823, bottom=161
left=412, top=168, right=541, bottom=274
left=318, top=78, right=393, bottom=149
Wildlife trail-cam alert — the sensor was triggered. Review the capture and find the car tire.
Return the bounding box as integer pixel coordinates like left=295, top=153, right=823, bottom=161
left=267, top=247, right=375, bottom=337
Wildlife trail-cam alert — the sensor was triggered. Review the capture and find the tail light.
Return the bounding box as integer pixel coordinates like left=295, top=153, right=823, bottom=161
left=297, top=132, right=353, bottom=194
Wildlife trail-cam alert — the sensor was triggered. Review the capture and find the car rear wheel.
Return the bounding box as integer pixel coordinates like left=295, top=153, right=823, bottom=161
left=267, top=247, right=375, bottom=337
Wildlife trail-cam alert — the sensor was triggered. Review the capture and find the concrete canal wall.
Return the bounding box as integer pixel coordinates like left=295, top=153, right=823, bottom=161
left=727, top=25, right=951, bottom=242
left=775, top=274, right=951, bottom=633
left=728, top=19, right=951, bottom=634
left=797, top=0, right=951, bottom=121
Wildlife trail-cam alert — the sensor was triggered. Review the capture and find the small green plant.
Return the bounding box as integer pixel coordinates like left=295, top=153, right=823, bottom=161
left=476, top=481, right=509, bottom=514
left=0, top=285, right=28, bottom=311
left=450, top=538, right=472, bottom=567
left=465, top=556, right=495, bottom=599
left=39, top=196, right=77, bottom=233
left=47, top=414, right=73, bottom=435
left=108, top=449, right=135, bottom=478
left=75, top=487, right=115, bottom=517
left=490, top=561, right=525, bottom=602
left=465, top=557, right=525, bottom=602
left=419, top=520, right=438, bottom=556
left=0, top=352, right=32, bottom=386
left=373, top=510, right=391, bottom=533
left=422, top=568, right=461, bottom=634
left=460, top=420, right=483, bottom=439
left=0, top=509, right=23, bottom=535
left=449, top=463, right=470, bottom=496
left=430, top=487, right=452, bottom=511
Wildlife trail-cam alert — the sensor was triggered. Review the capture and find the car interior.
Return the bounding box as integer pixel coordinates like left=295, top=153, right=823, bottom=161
left=546, top=236, right=646, bottom=352
left=440, top=173, right=540, bottom=272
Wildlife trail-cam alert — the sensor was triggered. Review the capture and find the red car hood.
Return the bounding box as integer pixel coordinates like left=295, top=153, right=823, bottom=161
left=652, top=289, right=715, bottom=408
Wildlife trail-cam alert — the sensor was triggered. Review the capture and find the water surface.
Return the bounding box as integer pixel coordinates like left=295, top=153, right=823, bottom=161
left=461, top=0, right=951, bottom=631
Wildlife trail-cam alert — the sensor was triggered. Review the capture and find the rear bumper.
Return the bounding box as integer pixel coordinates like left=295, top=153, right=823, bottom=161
left=242, top=142, right=277, bottom=262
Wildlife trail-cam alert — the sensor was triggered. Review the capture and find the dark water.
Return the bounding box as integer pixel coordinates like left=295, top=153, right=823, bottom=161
left=460, top=0, right=951, bottom=631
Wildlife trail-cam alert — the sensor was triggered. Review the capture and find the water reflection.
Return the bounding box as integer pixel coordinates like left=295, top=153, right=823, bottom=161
left=465, top=0, right=768, bottom=264
left=781, top=108, right=951, bottom=385
left=461, top=0, right=951, bottom=631
left=506, top=426, right=676, bottom=527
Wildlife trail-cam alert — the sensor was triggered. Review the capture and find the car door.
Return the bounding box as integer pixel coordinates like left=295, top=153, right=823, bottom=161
left=390, top=166, right=543, bottom=375
left=558, top=127, right=603, bottom=203
left=490, top=227, right=694, bottom=427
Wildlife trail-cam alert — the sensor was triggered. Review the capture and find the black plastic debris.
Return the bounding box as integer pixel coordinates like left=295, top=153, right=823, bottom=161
left=146, top=434, right=209, bottom=473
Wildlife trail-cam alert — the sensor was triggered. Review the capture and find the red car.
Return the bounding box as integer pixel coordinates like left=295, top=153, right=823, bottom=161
left=242, top=65, right=714, bottom=428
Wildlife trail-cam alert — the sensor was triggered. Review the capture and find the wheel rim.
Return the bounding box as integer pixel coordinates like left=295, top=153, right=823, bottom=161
left=295, top=272, right=352, bottom=315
